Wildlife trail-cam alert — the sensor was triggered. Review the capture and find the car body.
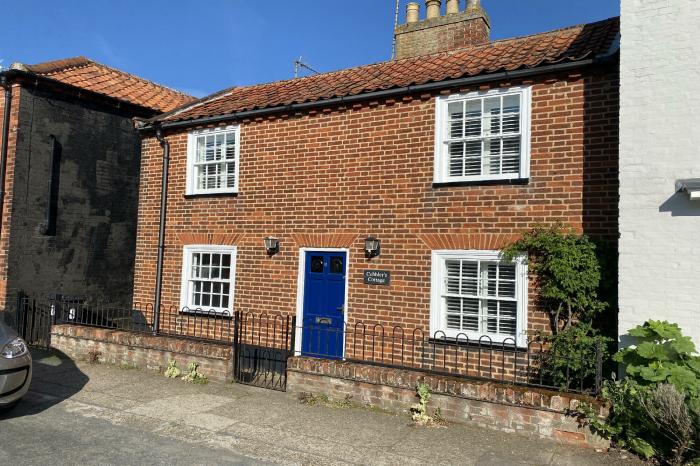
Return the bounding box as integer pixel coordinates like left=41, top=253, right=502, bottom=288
left=0, top=321, right=31, bottom=409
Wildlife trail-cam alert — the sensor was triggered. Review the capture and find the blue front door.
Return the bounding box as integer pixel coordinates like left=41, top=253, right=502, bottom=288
left=301, top=251, right=346, bottom=359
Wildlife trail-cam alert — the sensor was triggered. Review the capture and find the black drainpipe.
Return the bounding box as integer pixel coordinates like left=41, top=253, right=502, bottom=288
left=0, top=76, right=13, bottom=235
left=153, top=127, right=170, bottom=335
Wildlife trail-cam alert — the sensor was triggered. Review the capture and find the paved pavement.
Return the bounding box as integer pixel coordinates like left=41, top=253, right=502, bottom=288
left=0, top=349, right=644, bottom=465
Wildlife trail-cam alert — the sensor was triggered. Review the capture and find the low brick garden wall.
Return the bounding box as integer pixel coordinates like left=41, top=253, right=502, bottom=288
left=50, top=324, right=233, bottom=382
left=49, top=325, right=608, bottom=448
left=287, top=357, right=609, bottom=449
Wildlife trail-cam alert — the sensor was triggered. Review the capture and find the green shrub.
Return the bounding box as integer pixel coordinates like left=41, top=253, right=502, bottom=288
left=502, top=225, right=608, bottom=333
left=539, top=322, right=611, bottom=390
left=581, top=321, right=700, bottom=464
left=615, top=320, right=700, bottom=404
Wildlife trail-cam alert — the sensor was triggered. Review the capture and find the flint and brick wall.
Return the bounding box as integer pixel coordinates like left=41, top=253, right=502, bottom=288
left=3, top=86, right=141, bottom=308
left=133, top=68, right=619, bottom=340
left=51, top=324, right=233, bottom=382
left=287, top=356, right=609, bottom=449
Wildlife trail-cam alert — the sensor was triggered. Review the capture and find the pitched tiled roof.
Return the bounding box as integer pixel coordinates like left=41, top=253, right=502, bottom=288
left=14, top=57, right=195, bottom=113
left=156, top=17, right=619, bottom=125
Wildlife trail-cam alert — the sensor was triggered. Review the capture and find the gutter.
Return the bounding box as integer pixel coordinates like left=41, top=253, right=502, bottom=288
left=0, top=76, right=12, bottom=235
left=139, top=56, right=611, bottom=133
left=153, top=127, right=170, bottom=335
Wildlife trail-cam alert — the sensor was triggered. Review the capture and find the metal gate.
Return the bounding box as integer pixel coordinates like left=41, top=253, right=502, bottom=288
left=233, top=312, right=295, bottom=391
left=5, top=297, right=52, bottom=349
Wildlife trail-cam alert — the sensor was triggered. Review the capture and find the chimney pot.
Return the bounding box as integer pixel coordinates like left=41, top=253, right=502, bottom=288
left=466, top=0, right=481, bottom=10
left=406, top=2, right=420, bottom=23
left=446, top=0, right=460, bottom=14
left=425, top=0, right=441, bottom=20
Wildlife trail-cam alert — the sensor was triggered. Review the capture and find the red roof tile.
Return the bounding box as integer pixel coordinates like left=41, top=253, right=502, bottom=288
left=157, top=17, right=619, bottom=125
left=17, top=57, right=195, bottom=113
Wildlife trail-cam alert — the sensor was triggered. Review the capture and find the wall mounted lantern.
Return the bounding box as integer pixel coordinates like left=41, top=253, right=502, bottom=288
left=364, top=236, right=381, bottom=259
left=264, top=237, right=279, bottom=255
left=676, top=179, right=700, bottom=201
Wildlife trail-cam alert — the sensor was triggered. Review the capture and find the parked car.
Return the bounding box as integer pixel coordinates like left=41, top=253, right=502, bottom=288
left=0, top=321, right=31, bottom=411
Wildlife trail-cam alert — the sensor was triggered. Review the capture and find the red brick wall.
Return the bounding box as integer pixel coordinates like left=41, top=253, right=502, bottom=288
left=133, top=68, right=619, bottom=339
left=287, top=356, right=610, bottom=448
left=395, top=10, right=490, bottom=59
left=0, top=84, right=22, bottom=309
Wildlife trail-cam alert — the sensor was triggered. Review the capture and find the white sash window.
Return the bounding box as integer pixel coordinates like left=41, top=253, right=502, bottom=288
left=186, top=126, right=240, bottom=195
left=430, top=250, right=528, bottom=346
left=180, top=245, right=237, bottom=314
left=434, top=87, right=531, bottom=183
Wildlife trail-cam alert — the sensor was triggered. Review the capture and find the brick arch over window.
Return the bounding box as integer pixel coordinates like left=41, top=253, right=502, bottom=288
left=175, top=232, right=246, bottom=246
left=418, top=233, right=521, bottom=251
left=291, top=233, right=357, bottom=248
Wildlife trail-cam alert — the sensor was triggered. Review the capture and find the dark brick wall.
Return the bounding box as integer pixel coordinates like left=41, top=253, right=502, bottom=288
left=3, top=86, right=141, bottom=307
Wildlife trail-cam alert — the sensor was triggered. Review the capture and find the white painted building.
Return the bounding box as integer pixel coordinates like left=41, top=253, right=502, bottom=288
left=619, top=0, right=700, bottom=345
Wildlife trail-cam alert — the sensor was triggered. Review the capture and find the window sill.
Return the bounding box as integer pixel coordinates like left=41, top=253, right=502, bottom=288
left=184, top=192, right=239, bottom=199
left=432, top=178, right=529, bottom=188
left=428, top=335, right=528, bottom=352
left=179, top=308, right=234, bottom=319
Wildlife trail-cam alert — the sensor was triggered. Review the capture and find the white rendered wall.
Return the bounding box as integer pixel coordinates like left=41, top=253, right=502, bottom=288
left=619, top=0, right=700, bottom=345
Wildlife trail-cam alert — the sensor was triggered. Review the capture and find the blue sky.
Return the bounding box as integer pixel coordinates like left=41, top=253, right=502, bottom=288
left=0, top=0, right=619, bottom=98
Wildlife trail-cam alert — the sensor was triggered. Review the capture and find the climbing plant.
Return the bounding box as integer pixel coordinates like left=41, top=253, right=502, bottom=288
left=501, top=224, right=608, bottom=334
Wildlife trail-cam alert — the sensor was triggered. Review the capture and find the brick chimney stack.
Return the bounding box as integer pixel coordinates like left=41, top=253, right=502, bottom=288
left=394, top=0, right=491, bottom=60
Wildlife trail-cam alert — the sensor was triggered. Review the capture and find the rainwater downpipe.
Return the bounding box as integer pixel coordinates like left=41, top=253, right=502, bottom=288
left=153, top=127, right=170, bottom=335
left=0, top=76, right=12, bottom=235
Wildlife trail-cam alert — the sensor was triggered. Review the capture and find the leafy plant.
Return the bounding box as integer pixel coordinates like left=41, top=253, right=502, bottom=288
left=411, top=382, right=434, bottom=425
left=579, top=378, right=657, bottom=459
left=579, top=322, right=700, bottom=464
left=615, top=320, right=700, bottom=402
left=538, top=321, right=611, bottom=390
left=164, top=359, right=181, bottom=379
left=181, top=361, right=208, bottom=384
left=502, top=225, right=608, bottom=333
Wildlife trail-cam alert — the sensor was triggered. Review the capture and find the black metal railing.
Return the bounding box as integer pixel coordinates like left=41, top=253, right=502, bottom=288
left=3, top=295, right=603, bottom=394
left=297, top=322, right=603, bottom=394
left=233, top=311, right=295, bottom=391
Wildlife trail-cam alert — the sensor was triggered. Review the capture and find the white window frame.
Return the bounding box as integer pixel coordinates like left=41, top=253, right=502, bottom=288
left=186, top=125, right=240, bottom=195
left=430, top=250, right=528, bottom=347
left=179, top=245, right=237, bottom=315
left=433, top=86, right=532, bottom=184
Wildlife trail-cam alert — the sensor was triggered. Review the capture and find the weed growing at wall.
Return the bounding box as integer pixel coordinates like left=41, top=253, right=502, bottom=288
left=181, top=362, right=208, bottom=384
left=410, top=382, right=445, bottom=426
left=164, top=359, right=181, bottom=379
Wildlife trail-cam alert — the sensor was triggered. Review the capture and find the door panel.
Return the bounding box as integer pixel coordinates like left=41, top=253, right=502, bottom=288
left=301, top=252, right=346, bottom=359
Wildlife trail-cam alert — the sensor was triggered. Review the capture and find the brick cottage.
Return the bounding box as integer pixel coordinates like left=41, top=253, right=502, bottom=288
left=133, top=1, right=619, bottom=373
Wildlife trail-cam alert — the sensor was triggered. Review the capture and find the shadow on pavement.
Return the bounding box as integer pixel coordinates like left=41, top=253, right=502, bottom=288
left=0, top=348, right=88, bottom=420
